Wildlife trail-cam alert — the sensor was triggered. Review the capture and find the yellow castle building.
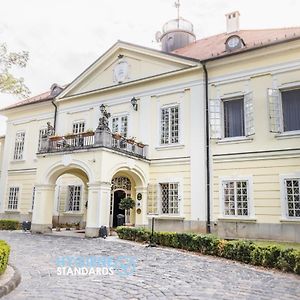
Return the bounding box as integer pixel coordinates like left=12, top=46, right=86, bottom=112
left=0, top=11, right=299, bottom=241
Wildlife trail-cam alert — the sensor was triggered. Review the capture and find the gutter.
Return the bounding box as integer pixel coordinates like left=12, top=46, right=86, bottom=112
left=51, top=100, right=58, bottom=132
left=201, top=62, right=211, bottom=234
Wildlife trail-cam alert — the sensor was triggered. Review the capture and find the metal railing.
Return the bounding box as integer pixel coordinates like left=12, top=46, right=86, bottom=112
left=38, top=132, right=147, bottom=159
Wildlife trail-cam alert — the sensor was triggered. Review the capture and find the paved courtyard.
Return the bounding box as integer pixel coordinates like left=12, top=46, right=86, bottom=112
left=1, top=231, right=300, bottom=300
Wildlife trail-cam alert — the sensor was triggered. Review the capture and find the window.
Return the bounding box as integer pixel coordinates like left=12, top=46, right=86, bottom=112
left=111, top=115, right=128, bottom=137
left=268, top=88, right=300, bottom=133
left=13, top=131, right=25, bottom=160
left=284, top=179, right=300, bottom=218
left=67, top=185, right=81, bottom=211
left=38, top=128, right=47, bottom=151
left=8, top=187, right=19, bottom=210
left=72, top=121, right=85, bottom=134
left=160, top=183, right=179, bottom=214
left=222, top=180, right=249, bottom=216
left=160, top=105, right=179, bottom=145
left=210, top=92, right=254, bottom=139
left=224, top=98, right=244, bottom=137
left=32, top=187, right=36, bottom=210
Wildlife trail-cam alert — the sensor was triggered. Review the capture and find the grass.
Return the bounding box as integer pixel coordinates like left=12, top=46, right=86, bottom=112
left=250, top=239, right=300, bottom=250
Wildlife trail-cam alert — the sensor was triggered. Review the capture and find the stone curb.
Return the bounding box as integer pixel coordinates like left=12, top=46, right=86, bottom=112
left=0, top=264, right=21, bottom=298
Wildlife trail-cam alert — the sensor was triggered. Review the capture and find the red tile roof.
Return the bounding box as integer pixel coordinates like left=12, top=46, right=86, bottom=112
left=0, top=90, right=53, bottom=112
left=173, top=27, right=300, bottom=60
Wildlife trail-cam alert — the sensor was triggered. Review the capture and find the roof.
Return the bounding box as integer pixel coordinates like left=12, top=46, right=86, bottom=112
left=173, top=27, right=300, bottom=60
left=2, top=27, right=300, bottom=111
left=0, top=90, right=53, bottom=112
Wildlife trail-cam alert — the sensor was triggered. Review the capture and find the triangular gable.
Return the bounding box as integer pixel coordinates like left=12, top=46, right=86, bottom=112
left=58, top=41, right=199, bottom=99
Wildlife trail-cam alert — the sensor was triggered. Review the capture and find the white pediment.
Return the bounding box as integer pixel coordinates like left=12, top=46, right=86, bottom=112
left=58, top=41, right=198, bottom=99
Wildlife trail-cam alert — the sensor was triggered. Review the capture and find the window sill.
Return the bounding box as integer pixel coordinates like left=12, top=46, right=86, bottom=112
left=217, top=137, right=253, bottom=145
left=155, top=144, right=185, bottom=151
left=275, top=130, right=300, bottom=139
left=4, top=210, right=20, bottom=214
left=218, top=217, right=257, bottom=223
left=147, top=215, right=184, bottom=220
left=10, top=159, right=26, bottom=164
left=280, top=218, right=300, bottom=224
left=62, top=211, right=84, bottom=216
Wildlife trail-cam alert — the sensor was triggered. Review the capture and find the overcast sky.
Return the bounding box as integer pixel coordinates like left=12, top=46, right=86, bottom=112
left=0, top=0, right=300, bottom=134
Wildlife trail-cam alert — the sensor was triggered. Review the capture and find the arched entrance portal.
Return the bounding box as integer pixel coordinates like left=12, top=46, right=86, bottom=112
left=110, top=176, right=131, bottom=227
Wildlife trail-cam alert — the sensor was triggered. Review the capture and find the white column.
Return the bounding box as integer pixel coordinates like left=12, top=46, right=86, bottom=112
left=135, top=186, right=148, bottom=226
left=85, top=181, right=111, bottom=238
left=31, top=184, right=56, bottom=233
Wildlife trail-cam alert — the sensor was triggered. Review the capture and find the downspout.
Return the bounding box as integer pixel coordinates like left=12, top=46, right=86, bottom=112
left=51, top=100, right=58, bottom=133
left=201, top=62, right=211, bottom=234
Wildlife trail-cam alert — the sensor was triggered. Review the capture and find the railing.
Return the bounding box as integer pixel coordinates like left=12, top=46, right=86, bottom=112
left=38, top=132, right=147, bottom=158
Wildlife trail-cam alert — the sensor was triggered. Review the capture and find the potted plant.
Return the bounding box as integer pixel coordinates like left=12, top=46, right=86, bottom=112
left=64, top=132, right=76, bottom=139
left=82, top=129, right=94, bottom=137
left=119, top=197, right=135, bottom=225
left=137, top=141, right=145, bottom=148
left=126, top=137, right=136, bottom=145
left=49, top=135, right=62, bottom=141
left=112, top=132, right=122, bottom=140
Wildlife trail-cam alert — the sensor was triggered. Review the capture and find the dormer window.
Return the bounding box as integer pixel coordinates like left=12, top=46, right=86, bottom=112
left=225, top=35, right=244, bottom=51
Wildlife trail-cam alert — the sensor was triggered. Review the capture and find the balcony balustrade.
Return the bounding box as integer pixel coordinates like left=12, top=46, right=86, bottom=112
left=38, top=131, right=147, bottom=159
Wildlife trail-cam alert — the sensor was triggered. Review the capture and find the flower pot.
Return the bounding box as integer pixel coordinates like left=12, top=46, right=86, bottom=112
left=49, top=136, right=62, bottom=141
left=137, top=143, right=145, bottom=148
left=127, top=139, right=135, bottom=145
left=113, top=133, right=122, bottom=140
left=82, top=131, right=94, bottom=137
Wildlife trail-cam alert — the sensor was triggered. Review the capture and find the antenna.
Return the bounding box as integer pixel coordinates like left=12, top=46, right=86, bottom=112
left=174, top=0, right=180, bottom=20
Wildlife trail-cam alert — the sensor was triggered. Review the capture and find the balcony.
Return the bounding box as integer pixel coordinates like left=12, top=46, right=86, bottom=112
left=38, top=131, right=148, bottom=159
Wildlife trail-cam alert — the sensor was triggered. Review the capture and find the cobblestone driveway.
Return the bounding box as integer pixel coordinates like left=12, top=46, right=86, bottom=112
left=1, top=231, right=300, bottom=300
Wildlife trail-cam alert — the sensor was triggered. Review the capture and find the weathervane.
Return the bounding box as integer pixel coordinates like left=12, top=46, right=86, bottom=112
left=174, top=0, right=180, bottom=20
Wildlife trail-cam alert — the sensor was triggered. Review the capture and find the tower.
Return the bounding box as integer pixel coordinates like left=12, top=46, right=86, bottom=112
left=156, top=0, right=196, bottom=53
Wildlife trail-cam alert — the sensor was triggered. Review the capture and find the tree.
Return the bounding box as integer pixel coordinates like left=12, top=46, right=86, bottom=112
left=0, top=43, right=30, bottom=98
left=119, top=197, right=135, bottom=224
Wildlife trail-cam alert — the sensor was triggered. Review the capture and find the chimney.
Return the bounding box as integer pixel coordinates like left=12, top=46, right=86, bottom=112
left=225, top=11, right=240, bottom=34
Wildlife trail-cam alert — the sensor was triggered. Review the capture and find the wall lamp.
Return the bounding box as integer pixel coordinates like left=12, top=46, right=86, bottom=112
left=131, top=97, right=138, bottom=111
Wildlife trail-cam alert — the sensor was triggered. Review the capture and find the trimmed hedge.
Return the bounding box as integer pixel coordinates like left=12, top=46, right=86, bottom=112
left=0, top=219, right=19, bottom=230
left=0, top=240, right=10, bottom=275
left=116, top=227, right=300, bottom=275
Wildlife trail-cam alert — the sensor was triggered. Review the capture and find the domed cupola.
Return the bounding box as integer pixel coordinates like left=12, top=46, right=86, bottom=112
left=156, top=0, right=196, bottom=53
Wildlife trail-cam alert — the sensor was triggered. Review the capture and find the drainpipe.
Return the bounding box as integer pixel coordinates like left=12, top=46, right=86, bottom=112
left=201, top=62, right=211, bottom=234
left=51, top=100, right=58, bottom=133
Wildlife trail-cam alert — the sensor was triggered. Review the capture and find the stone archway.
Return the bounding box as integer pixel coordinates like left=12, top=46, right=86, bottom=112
left=109, top=169, right=148, bottom=227
left=31, top=162, right=91, bottom=234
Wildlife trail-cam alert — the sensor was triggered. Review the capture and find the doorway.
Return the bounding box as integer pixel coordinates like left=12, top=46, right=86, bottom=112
left=112, top=190, right=126, bottom=227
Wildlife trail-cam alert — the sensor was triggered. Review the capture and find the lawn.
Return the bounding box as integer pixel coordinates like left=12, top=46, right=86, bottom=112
left=250, top=239, right=300, bottom=251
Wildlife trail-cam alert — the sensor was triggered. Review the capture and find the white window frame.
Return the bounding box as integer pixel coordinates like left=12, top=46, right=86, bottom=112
left=158, top=179, right=183, bottom=216
left=110, top=113, right=129, bottom=137
left=72, top=120, right=85, bottom=134
left=38, top=127, right=47, bottom=151
left=159, top=104, right=180, bottom=146
left=268, top=86, right=300, bottom=136
left=219, top=176, right=254, bottom=219
left=280, top=173, right=300, bottom=220
left=7, top=186, right=20, bottom=211
left=66, top=185, right=82, bottom=212
left=13, top=131, right=26, bottom=160
left=209, top=92, right=254, bottom=140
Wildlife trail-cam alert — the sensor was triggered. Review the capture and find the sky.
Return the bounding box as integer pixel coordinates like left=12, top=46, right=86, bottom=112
left=0, top=0, right=300, bottom=134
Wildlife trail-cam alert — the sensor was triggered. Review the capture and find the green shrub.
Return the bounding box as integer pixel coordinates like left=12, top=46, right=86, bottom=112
left=0, top=219, right=19, bottom=230
left=0, top=240, right=10, bottom=275
left=116, top=227, right=300, bottom=275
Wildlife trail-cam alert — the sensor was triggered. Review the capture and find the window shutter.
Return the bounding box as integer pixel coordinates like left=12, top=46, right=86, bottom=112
left=244, top=92, right=255, bottom=136
left=147, top=183, right=158, bottom=215
left=267, top=88, right=282, bottom=133
left=209, top=98, right=222, bottom=139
